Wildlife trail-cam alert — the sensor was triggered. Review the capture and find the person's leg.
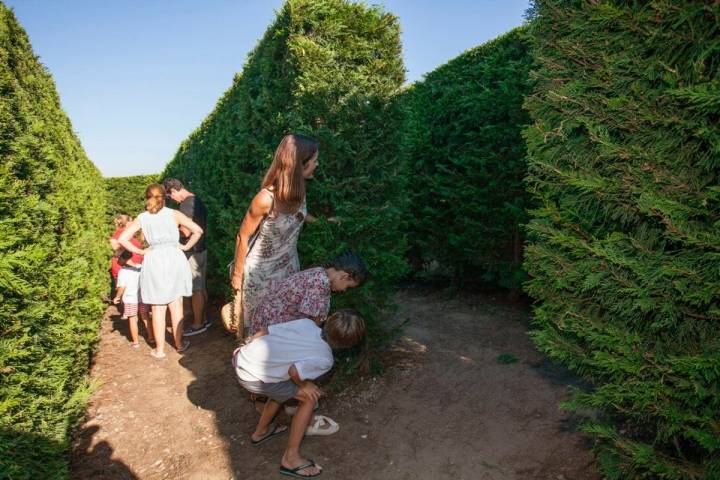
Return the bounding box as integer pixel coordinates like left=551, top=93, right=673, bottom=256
left=108, top=270, right=116, bottom=302
left=281, top=397, right=322, bottom=475
left=251, top=399, right=283, bottom=441
left=189, top=251, right=207, bottom=329
left=128, top=314, right=139, bottom=345
left=191, top=289, right=206, bottom=329
left=151, top=304, right=167, bottom=355
left=140, top=310, right=153, bottom=343
left=168, top=296, right=185, bottom=349
left=183, top=296, right=193, bottom=324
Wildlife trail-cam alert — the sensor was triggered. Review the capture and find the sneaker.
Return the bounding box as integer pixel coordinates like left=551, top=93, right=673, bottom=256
left=177, top=339, right=191, bottom=353
left=183, top=320, right=211, bottom=337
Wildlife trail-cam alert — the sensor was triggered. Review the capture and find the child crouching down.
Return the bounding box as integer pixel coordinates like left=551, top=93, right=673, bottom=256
left=113, top=250, right=153, bottom=348
left=233, top=310, right=365, bottom=478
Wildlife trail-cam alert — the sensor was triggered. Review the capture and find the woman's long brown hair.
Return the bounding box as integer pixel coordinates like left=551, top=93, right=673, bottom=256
left=261, top=134, right=318, bottom=212
left=145, top=183, right=166, bottom=214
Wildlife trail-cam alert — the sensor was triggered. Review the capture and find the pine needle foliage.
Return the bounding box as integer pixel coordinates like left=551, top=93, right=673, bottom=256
left=0, top=4, right=107, bottom=478
left=104, top=174, right=159, bottom=229
left=163, top=0, right=407, bottom=330
left=523, top=1, right=720, bottom=478
left=400, top=28, right=533, bottom=288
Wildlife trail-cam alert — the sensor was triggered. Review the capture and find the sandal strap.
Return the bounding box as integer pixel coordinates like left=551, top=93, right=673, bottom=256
left=288, top=460, right=315, bottom=472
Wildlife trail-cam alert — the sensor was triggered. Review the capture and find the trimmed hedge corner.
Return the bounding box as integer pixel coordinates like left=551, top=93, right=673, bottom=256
left=163, top=0, right=408, bottom=335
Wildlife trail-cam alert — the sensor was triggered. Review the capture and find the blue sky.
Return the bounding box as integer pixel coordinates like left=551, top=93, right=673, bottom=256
left=6, top=0, right=530, bottom=177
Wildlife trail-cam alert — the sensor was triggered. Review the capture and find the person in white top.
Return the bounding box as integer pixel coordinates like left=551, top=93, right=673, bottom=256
left=119, top=184, right=203, bottom=359
left=112, top=250, right=152, bottom=348
left=233, top=310, right=365, bottom=478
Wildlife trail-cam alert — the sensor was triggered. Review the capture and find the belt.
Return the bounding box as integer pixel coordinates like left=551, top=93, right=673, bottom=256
left=151, top=242, right=179, bottom=249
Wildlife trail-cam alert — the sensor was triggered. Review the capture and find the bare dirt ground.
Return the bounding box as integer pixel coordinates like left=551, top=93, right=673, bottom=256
left=70, top=288, right=599, bottom=480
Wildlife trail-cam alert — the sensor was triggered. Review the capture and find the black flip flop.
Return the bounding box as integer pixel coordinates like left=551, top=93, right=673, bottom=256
left=279, top=459, right=321, bottom=478
left=250, top=423, right=288, bottom=447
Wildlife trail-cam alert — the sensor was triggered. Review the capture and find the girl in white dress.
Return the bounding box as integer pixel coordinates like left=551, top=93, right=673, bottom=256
left=119, top=184, right=203, bottom=358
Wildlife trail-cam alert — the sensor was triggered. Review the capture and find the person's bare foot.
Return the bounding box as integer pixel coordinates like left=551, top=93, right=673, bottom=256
left=149, top=349, right=165, bottom=359
left=281, top=453, right=322, bottom=477
left=250, top=423, right=287, bottom=446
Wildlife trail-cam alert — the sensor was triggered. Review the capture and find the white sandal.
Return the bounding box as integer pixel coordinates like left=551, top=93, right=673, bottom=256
left=305, top=415, right=339, bottom=436
left=150, top=349, right=166, bottom=359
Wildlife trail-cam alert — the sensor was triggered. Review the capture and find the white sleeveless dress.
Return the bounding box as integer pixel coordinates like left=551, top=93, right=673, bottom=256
left=138, top=207, right=192, bottom=304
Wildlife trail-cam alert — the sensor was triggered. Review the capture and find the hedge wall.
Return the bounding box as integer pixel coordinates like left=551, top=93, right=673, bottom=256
left=523, top=1, right=720, bottom=478
left=400, top=28, right=533, bottom=289
left=163, top=0, right=407, bottom=332
left=104, top=174, right=159, bottom=228
left=0, top=4, right=107, bottom=479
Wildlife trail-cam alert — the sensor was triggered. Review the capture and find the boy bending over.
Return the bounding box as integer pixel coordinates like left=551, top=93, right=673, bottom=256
left=250, top=251, right=369, bottom=336
left=233, top=309, right=365, bottom=478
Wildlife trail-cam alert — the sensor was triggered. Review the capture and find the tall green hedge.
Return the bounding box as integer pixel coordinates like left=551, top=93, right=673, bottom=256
left=400, top=28, right=533, bottom=289
left=523, top=1, right=720, bottom=478
left=163, top=0, right=407, bottom=330
left=0, top=4, right=107, bottom=479
left=104, top=174, right=159, bottom=228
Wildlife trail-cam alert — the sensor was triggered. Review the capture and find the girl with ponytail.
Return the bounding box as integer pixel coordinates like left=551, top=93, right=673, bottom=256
left=119, top=184, right=204, bottom=358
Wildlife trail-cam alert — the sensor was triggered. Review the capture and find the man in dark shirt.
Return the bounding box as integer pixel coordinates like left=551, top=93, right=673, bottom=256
left=163, top=178, right=210, bottom=336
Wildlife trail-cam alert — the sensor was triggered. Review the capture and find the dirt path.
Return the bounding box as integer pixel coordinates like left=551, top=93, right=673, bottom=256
left=71, top=288, right=599, bottom=480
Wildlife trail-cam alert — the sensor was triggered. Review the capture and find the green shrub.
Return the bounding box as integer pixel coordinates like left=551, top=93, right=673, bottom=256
left=0, top=4, right=107, bottom=478
left=104, top=174, right=159, bottom=229
left=523, top=1, right=720, bottom=478
left=400, top=28, right=533, bottom=289
left=163, top=0, right=407, bottom=330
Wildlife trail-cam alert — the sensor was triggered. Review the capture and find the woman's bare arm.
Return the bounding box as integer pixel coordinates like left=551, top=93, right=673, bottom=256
left=230, top=190, right=273, bottom=290
left=118, top=220, right=145, bottom=255
left=173, top=210, right=203, bottom=251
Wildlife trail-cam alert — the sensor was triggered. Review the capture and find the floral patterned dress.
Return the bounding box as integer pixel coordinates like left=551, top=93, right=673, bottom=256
left=251, top=267, right=331, bottom=334
left=242, top=189, right=306, bottom=326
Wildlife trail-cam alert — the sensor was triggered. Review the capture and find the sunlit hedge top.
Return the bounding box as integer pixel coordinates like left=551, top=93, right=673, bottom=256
left=163, top=0, right=407, bottom=328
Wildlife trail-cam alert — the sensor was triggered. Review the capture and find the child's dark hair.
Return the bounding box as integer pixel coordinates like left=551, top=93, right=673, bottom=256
left=117, top=249, right=133, bottom=267
left=324, top=309, right=365, bottom=349
left=325, top=251, right=370, bottom=286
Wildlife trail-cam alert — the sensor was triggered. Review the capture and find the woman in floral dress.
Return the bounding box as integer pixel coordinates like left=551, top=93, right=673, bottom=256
left=230, top=134, right=319, bottom=332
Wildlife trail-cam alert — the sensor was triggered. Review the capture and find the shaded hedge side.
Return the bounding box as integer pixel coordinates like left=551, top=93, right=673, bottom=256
left=104, top=174, right=159, bottom=228
left=163, top=0, right=407, bottom=328
left=400, top=28, right=533, bottom=289
left=523, top=1, right=720, bottom=478
left=0, top=4, right=107, bottom=479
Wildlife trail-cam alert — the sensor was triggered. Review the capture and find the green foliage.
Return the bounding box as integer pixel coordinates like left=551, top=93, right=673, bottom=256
left=0, top=428, right=68, bottom=480
left=523, top=1, right=720, bottom=478
left=104, top=174, right=159, bottom=228
left=400, top=28, right=533, bottom=289
left=496, top=353, right=518, bottom=364
left=163, top=0, right=407, bottom=330
left=0, top=4, right=107, bottom=478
